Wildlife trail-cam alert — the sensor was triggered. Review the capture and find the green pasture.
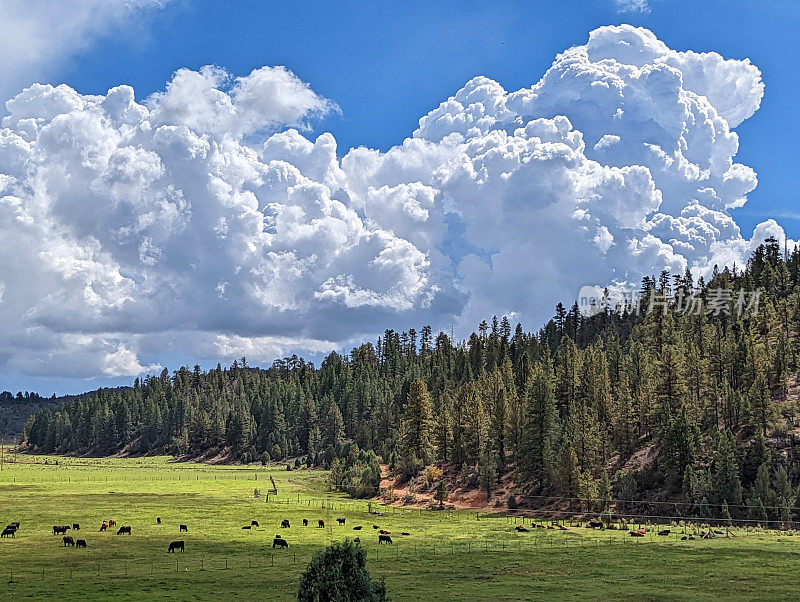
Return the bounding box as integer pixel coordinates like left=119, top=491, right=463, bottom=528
left=1, top=455, right=799, bottom=600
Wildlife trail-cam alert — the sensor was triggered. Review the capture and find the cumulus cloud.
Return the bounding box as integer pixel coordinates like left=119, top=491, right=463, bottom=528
left=0, top=0, right=171, bottom=102
left=0, top=25, right=784, bottom=381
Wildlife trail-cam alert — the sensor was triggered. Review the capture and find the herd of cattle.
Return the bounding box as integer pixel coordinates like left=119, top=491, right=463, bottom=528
left=0, top=515, right=412, bottom=553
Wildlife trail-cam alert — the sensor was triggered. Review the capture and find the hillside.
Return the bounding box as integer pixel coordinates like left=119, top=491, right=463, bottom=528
left=18, top=237, right=800, bottom=523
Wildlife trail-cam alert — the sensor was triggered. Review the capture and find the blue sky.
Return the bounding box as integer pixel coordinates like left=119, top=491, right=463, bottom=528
left=1, top=0, right=798, bottom=396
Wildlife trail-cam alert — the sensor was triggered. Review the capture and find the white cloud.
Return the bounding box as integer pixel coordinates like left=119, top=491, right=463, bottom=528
left=0, top=0, right=172, bottom=102
left=615, top=0, right=651, bottom=14
left=0, top=25, right=784, bottom=380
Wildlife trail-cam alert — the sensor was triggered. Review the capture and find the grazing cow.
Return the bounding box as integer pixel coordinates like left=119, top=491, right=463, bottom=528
left=168, top=540, right=185, bottom=553
left=72, top=523, right=80, bottom=531
left=251, top=521, right=259, bottom=527
left=378, top=534, right=393, bottom=544
left=242, top=525, right=252, bottom=530
left=336, top=518, right=346, bottom=525
left=372, top=525, right=379, bottom=530
left=116, top=526, right=131, bottom=535
left=53, top=526, right=70, bottom=535
left=302, top=519, right=308, bottom=527
left=318, top=520, right=325, bottom=528
left=1, top=528, right=15, bottom=538
left=281, top=519, right=290, bottom=529
left=658, top=529, right=670, bottom=536
left=379, top=529, right=391, bottom=535
left=272, top=536, right=289, bottom=549
left=515, top=525, right=530, bottom=533
left=109, top=520, right=117, bottom=527
left=63, top=536, right=75, bottom=547
left=76, top=539, right=87, bottom=548
left=400, top=532, right=411, bottom=536
left=353, top=526, right=362, bottom=530
left=588, top=520, right=604, bottom=529
left=179, top=524, right=188, bottom=532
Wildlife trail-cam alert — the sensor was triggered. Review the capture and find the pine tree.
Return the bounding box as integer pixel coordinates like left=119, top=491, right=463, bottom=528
left=399, top=379, right=434, bottom=467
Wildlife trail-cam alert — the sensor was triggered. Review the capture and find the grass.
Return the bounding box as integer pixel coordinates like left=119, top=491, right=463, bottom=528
left=1, top=455, right=799, bottom=600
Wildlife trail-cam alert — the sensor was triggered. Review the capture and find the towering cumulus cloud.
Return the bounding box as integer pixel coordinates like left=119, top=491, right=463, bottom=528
left=0, top=25, right=786, bottom=378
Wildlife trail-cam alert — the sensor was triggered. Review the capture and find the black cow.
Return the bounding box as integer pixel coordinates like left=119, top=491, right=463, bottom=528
left=168, top=540, right=185, bottom=553
left=63, top=536, right=75, bottom=547
left=353, top=526, right=362, bottom=530
left=400, top=532, right=411, bottom=536
left=658, top=529, right=670, bottom=536
left=9, top=522, right=19, bottom=529
left=272, top=536, right=289, bottom=549
left=281, top=519, right=290, bottom=529
left=179, top=524, right=188, bottom=532
left=336, top=518, right=346, bottom=525
left=116, top=526, right=131, bottom=535
left=515, top=525, right=530, bottom=532
left=53, top=526, right=70, bottom=535
left=251, top=521, right=259, bottom=527
left=372, top=525, right=379, bottom=529
left=76, top=539, right=87, bottom=548
left=318, top=520, right=325, bottom=528
left=157, top=517, right=161, bottom=525
left=242, top=525, right=252, bottom=530
left=302, top=519, right=308, bottom=527
left=1, top=528, right=15, bottom=538
left=378, top=534, right=393, bottom=544
left=588, top=520, right=604, bottom=529
left=72, top=523, right=80, bottom=531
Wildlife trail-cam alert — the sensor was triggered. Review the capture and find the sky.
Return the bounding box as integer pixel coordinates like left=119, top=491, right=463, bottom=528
left=0, top=0, right=798, bottom=395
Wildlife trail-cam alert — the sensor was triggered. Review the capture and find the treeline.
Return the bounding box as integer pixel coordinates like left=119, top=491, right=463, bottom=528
left=22, top=238, right=800, bottom=520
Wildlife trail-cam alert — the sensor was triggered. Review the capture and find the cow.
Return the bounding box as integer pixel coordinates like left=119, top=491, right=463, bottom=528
left=62, top=536, right=75, bottom=547
left=515, top=525, right=530, bottom=532
left=272, top=536, right=289, bottom=549
left=116, top=526, right=131, bottom=535
left=588, top=520, right=604, bottom=529
left=378, top=534, right=393, bottom=544
left=302, top=519, right=308, bottom=527
left=108, top=520, right=117, bottom=527
left=76, top=539, right=87, bottom=548
left=558, top=525, right=568, bottom=531
left=658, top=529, right=671, bottom=536
left=379, top=529, right=391, bottom=535
left=400, top=532, right=411, bottom=536
left=53, top=526, right=70, bottom=535
left=281, top=519, right=290, bottom=529
left=336, top=518, right=346, bottom=525
left=354, top=537, right=360, bottom=543
left=72, top=523, right=80, bottom=531
left=168, top=540, right=185, bottom=553
left=630, top=530, right=645, bottom=537
left=714, top=530, right=725, bottom=535
left=100, top=521, right=108, bottom=532
left=353, top=526, right=362, bottom=530
left=1, top=528, right=15, bottom=538
left=318, top=520, right=325, bottom=528
left=157, top=517, right=161, bottom=525
left=242, top=525, right=252, bottom=530
left=372, top=525, right=379, bottom=530
left=251, top=521, right=259, bottom=527
left=179, top=524, right=188, bottom=532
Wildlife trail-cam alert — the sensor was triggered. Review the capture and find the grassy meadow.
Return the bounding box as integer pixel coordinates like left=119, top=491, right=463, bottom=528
left=1, top=454, right=799, bottom=600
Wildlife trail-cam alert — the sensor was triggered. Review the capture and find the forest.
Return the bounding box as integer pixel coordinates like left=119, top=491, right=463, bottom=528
left=20, top=237, right=800, bottom=523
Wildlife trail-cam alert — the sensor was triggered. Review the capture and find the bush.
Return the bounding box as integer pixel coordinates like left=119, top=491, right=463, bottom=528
left=507, top=494, right=517, bottom=510
left=297, top=540, right=387, bottom=601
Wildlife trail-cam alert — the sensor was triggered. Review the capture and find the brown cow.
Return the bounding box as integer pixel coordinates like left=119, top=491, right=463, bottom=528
left=318, top=520, right=325, bottom=528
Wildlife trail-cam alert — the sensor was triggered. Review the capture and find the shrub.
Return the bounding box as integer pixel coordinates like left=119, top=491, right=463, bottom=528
left=297, top=540, right=387, bottom=601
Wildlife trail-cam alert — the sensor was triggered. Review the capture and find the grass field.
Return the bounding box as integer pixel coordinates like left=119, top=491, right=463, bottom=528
left=1, top=454, right=800, bottom=601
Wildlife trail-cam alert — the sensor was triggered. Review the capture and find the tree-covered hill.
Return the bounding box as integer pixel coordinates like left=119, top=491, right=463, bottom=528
left=20, top=237, right=800, bottom=521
